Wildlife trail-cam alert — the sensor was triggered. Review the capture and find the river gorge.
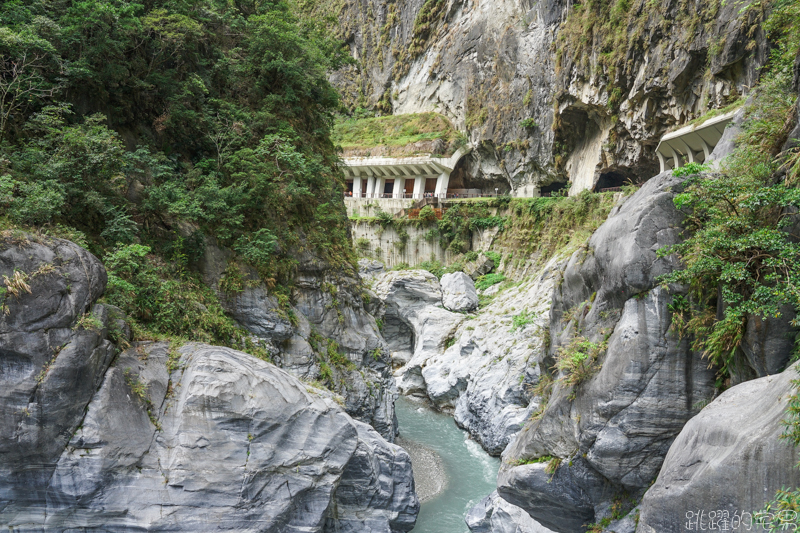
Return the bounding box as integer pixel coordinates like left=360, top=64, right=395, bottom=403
left=1, top=0, right=800, bottom=531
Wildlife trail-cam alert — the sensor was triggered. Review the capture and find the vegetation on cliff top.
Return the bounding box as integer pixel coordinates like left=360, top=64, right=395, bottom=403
left=333, top=112, right=461, bottom=156
left=0, top=0, right=353, bottom=346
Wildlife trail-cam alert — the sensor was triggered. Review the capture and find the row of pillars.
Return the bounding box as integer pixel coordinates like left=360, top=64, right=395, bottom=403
left=657, top=136, right=712, bottom=174
left=350, top=171, right=451, bottom=199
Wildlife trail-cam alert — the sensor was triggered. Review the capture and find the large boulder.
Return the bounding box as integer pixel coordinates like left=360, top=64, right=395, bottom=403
left=466, top=490, right=556, bottom=533
left=441, top=272, right=479, bottom=312
left=0, top=234, right=419, bottom=532
left=637, top=362, right=800, bottom=533
left=2, top=342, right=419, bottom=532
left=372, top=269, right=463, bottom=381
left=464, top=254, right=495, bottom=281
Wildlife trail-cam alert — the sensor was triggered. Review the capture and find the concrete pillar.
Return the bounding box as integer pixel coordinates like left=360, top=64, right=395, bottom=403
left=394, top=177, right=406, bottom=199
left=366, top=175, right=375, bottom=198
left=699, top=138, right=711, bottom=161
left=375, top=176, right=386, bottom=198
left=678, top=139, right=694, bottom=164
left=353, top=175, right=362, bottom=198
left=670, top=146, right=683, bottom=170
left=413, top=176, right=424, bottom=199
left=434, top=172, right=450, bottom=198
left=657, top=151, right=666, bottom=174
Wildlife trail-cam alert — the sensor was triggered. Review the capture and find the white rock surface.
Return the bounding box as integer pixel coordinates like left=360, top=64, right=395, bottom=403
left=466, top=490, right=556, bottom=533
left=441, top=272, right=480, bottom=312
left=371, top=258, right=563, bottom=455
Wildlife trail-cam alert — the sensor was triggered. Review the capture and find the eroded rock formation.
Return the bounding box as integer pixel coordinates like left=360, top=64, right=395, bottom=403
left=326, top=0, right=768, bottom=194
left=0, top=234, right=418, bottom=532
left=198, top=238, right=397, bottom=440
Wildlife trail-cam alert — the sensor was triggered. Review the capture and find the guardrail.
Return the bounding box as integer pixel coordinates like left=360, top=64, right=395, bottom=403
left=343, top=192, right=508, bottom=199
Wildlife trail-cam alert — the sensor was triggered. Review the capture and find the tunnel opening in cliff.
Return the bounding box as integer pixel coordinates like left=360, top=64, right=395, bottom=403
left=448, top=152, right=511, bottom=196
left=593, top=171, right=631, bottom=191
left=540, top=181, right=569, bottom=196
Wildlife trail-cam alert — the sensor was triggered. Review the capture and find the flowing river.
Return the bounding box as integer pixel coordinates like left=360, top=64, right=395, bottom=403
left=395, top=395, right=500, bottom=532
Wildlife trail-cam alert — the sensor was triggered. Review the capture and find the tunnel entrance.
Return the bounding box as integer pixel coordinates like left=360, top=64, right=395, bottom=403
left=540, top=181, right=569, bottom=197
left=593, top=170, right=636, bottom=192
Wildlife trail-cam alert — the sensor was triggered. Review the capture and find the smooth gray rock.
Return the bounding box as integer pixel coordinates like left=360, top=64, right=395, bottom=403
left=3, top=342, right=419, bottom=532
left=441, top=272, right=479, bottom=312
left=466, top=490, right=556, bottom=533
left=637, top=363, right=800, bottom=533
left=498, top=457, right=616, bottom=533
left=199, top=238, right=396, bottom=440
left=0, top=234, right=116, bottom=518
left=359, top=258, right=386, bottom=277
left=372, top=270, right=461, bottom=381
left=375, top=259, right=562, bottom=455
left=499, top=174, right=718, bottom=531
left=730, top=304, right=796, bottom=384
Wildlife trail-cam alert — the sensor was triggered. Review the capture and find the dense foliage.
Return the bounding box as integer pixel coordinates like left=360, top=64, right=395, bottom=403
left=654, top=1, right=800, bottom=525
left=0, top=0, right=353, bottom=343
left=659, top=55, right=800, bottom=383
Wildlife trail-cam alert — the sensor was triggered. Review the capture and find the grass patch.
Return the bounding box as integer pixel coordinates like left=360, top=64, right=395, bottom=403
left=555, top=336, right=607, bottom=389
left=333, top=112, right=458, bottom=155
left=495, top=191, right=616, bottom=269
left=511, top=309, right=537, bottom=332
left=475, top=272, right=505, bottom=290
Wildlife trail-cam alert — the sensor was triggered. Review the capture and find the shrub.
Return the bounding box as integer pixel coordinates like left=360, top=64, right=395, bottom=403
left=672, top=162, right=709, bottom=177
left=519, top=118, right=538, bottom=129
left=418, top=204, right=437, bottom=221
left=511, top=309, right=537, bottom=332
left=475, top=273, right=505, bottom=290
left=555, top=336, right=607, bottom=387
left=484, top=250, right=502, bottom=266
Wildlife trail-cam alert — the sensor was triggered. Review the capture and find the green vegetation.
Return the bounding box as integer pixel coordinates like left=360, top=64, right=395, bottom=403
left=333, top=112, right=458, bottom=155
left=0, top=0, right=354, bottom=348
left=511, top=309, right=537, bottom=332
left=392, top=0, right=448, bottom=80
left=672, top=162, right=710, bottom=178
left=653, top=2, right=800, bottom=524
left=555, top=0, right=727, bottom=109
left=555, top=336, right=607, bottom=388
left=475, top=273, right=506, bottom=290
left=495, top=191, right=617, bottom=268
left=658, top=67, right=800, bottom=382
left=506, top=454, right=553, bottom=466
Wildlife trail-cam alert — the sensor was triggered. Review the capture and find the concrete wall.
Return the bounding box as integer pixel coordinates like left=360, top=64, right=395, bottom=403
left=351, top=221, right=500, bottom=269
left=345, top=198, right=416, bottom=217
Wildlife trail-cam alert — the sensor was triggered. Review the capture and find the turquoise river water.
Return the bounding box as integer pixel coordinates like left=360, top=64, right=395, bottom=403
left=395, top=395, right=500, bottom=532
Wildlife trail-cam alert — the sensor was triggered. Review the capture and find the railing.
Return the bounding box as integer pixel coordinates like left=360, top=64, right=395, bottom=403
left=344, top=192, right=444, bottom=199
left=343, top=192, right=508, bottom=199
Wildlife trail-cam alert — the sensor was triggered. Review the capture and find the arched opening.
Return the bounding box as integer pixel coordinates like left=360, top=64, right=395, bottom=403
left=447, top=152, right=509, bottom=196
left=540, top=181, right=568, bottom=197
left=593, top=169, right=640, bottom=192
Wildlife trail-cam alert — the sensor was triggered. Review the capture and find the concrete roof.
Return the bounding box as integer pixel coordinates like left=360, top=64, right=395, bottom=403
left=341, top=149, right=467, bottom=178
left=656, top=109, right=739, bottom=164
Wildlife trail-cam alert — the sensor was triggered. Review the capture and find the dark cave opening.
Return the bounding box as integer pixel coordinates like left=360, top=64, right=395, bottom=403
left=594, top=171, right=633, bottom=192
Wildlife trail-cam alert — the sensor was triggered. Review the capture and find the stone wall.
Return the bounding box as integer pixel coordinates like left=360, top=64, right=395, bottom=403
left=351, top=221, right=498, bottom=268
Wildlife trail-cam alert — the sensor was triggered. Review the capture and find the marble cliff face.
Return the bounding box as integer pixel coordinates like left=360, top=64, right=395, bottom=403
left=330, top=0, right=767, bottom=195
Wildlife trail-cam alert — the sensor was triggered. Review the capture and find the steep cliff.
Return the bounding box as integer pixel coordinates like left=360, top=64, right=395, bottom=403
left=319, top=0, right=768, bottom=194
left=0, top=233, right=418, bottom=532
left=198, top=239, right=398, bottom=439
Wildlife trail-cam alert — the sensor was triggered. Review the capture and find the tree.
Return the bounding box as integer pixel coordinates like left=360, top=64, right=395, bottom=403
left=0, top=27, right=62, bottom=144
